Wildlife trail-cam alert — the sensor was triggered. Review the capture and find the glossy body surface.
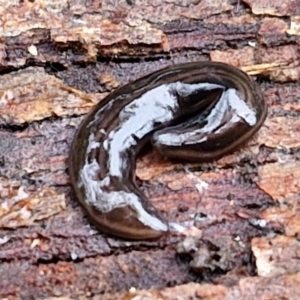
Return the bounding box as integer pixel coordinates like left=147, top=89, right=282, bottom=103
left=69, top=62, right=267, bottom=240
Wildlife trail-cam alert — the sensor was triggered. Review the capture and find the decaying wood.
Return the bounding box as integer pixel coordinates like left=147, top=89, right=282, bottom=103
left=0, top=0, right=300, bottom=299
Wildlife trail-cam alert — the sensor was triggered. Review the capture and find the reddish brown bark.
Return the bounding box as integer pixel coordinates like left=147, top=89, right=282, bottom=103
left=0, top=0, right=300, bottom=299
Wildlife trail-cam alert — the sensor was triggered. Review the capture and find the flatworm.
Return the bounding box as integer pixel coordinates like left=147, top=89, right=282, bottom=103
left=69, top=62, right=267, bottom=239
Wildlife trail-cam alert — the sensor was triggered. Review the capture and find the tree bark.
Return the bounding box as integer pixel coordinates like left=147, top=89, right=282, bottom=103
left=0, top=0, right=300, bottom=299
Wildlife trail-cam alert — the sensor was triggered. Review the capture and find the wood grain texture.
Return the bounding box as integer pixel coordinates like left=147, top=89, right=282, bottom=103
left=0, top=0, right=300, bottom=299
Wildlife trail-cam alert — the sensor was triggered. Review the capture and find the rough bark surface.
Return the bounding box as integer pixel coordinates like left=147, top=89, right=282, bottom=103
left=0, top=0, right=300, bottom=299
